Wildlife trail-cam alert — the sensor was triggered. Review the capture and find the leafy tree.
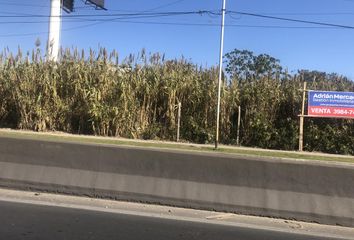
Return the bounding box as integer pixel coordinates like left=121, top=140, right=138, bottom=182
left=224, top=49, right=283, bottom=80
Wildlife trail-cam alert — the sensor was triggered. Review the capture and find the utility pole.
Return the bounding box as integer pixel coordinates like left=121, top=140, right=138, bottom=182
left=215, top=0, right=226, bottom=149
left=47, top=0, right=62, bottom=61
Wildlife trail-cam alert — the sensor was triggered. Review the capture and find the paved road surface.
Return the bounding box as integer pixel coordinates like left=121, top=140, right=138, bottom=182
left=0, top=200, right=347, bottom=240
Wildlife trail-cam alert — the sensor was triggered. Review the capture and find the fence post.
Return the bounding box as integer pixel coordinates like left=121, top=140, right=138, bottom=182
left=299, top=82, right=307, bottom=151
left=236, top=105, right=241, bottom=146
left=177, top=102, right=181, bottom=142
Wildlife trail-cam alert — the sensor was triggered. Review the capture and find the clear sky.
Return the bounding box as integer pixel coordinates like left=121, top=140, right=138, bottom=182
left=1, top=0, right=354, bottom=78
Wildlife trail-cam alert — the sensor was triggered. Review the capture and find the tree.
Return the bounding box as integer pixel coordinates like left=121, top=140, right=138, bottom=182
left=224, top=49, right=283, bottom=80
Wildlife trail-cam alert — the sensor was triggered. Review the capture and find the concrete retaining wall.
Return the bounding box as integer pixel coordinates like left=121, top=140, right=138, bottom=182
left=0, top=136, right=353, bottom=227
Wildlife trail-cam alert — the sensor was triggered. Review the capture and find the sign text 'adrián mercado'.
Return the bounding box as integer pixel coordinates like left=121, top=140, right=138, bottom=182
left=308, top=91, right=354, bottom=118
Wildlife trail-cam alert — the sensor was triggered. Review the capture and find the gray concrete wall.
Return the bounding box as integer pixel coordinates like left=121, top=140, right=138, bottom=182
left=0, top=136, right=353, bottom=227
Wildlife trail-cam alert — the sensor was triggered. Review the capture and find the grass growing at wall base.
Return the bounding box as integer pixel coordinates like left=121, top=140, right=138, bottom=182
left=0, top=129, right=353, bottom=164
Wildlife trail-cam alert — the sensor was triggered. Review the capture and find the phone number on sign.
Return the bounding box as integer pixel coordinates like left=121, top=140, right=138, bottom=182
left=334, top=109, right=354, bottom=115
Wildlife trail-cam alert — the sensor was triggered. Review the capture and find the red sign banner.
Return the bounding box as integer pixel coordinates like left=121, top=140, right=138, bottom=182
left=308, top=91, right=354, bottom=119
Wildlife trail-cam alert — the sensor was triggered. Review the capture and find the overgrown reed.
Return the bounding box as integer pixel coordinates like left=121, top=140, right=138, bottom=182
left=0, top=48, right=353, bottom=154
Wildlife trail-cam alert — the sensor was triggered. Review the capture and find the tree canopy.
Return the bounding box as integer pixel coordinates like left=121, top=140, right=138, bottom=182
left=224, top=49, right=283, bottom=80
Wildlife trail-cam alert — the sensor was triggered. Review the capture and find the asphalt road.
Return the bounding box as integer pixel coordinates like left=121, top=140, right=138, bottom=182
left=0, top=200, right=346, bottom=240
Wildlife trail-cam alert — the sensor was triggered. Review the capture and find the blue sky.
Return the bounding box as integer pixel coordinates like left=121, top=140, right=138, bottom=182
left=1, top=0, right=354, bottom=78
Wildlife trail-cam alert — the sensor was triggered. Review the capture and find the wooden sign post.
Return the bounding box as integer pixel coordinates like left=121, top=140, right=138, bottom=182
left=299, top=82, right=307, bottom=152
left=176, top=102, right=181, bottom=142
left=236, top=105, right=241, bottom=146
left=299, top=84, right=354, bottom=152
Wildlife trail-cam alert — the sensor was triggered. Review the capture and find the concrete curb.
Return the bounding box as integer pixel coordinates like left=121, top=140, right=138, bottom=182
left=0, top=136, right=353, bottom=227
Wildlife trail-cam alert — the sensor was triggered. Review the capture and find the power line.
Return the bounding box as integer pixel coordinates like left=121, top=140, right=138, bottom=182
left=0, top=10, right=217, bottom=25
left=0, top=11, right=45, bottom=16
left=0, top=12, right=214, bottom=24
left=76, top=0, right=188, bottom=13
left=242, top=12, right=354, bottom=16
left=143, top=0, right=187, bottom=12
left=74, top=19, right=346, bottom=29
left=0, top=2, right=49, bottom=8
left=0, top=11, right=213, bottom=18
left=0, top=20, right=340, bottom=38
left=0, top=9, right=354, bottom=30
left=2, top=9, right=354, bottom=38
left=230, top=11, right=354, bottom=29
left=0, top=0, right=187, bottom=12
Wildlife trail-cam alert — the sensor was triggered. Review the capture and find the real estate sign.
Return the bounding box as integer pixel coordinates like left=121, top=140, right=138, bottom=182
left=308, top=90, right=354, bottom=119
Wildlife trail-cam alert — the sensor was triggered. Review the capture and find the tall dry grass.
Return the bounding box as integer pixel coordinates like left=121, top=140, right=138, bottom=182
left=0, top=48, right=353, bottom=154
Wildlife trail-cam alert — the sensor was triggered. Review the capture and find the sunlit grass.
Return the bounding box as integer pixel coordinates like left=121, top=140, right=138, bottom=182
left=1, top=130, right=353, bottom=164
